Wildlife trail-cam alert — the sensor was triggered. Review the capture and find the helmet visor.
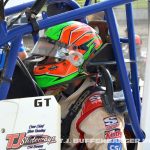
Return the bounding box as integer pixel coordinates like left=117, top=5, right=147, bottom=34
left=31, top=37, right=84, bottom=66
left=31, top=37, right=64, bottom=57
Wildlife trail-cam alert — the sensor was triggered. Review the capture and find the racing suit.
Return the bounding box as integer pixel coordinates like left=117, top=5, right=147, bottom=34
left=47, top=78, right=127, bottom=150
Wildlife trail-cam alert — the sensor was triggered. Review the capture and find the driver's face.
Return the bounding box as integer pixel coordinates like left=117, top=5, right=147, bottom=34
left=44, top=85, right=68, bottom=96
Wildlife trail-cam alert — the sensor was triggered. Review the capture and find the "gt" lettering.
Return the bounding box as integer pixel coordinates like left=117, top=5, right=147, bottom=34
left=34, top=98, right=51, bottom=107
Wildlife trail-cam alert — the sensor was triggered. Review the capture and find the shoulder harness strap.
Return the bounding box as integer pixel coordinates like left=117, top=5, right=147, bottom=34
left=61, top=86, right=101, bottom=143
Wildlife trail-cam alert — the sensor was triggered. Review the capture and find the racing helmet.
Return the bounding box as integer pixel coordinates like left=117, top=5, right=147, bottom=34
left=32, top=21, right=103, bottom=88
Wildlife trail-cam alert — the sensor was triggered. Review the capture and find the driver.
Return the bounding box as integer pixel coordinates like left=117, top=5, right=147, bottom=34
left=31, top=21, right=127, bottom=150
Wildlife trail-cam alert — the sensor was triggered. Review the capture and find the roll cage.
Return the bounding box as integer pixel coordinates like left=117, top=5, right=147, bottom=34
left=0, top=0, right=145, bottom=142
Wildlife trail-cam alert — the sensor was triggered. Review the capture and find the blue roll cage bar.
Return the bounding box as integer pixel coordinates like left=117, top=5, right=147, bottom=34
left=0, top=0, right=145, bottom=141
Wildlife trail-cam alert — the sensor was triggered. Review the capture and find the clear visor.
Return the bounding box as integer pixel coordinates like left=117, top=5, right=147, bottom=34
left=31, top=37, right=61, bottom=57
left=31, top=37, right=84, bottom=66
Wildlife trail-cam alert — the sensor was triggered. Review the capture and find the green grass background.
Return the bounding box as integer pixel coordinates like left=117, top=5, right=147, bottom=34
left=132, top=0, right=147, bottom=9
left=76, top=0, right=148, bottom=9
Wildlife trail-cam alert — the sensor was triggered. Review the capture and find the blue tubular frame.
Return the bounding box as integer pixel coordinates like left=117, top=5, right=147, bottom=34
left=1, top=0, right=134, bottom=45
left=5, top=0, right=81, bottom=16
left=126, top=3, right=141, bottom=121
left=5, top=0, right=84, bottom=43
left=0, top=0, right=145, bottom=141
left=0, top=21, right=7, bottom=39
left=5, top=1, right=34, bottom=16
left=0, top=36, right=22, bottom=99
left=105, top=8, right=144, bottom=140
